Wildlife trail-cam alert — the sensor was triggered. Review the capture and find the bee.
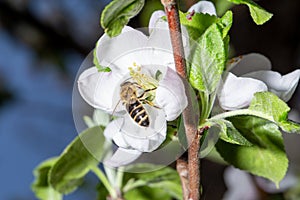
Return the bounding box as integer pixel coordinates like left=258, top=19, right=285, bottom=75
left=119, top=81, right=157, bottom=127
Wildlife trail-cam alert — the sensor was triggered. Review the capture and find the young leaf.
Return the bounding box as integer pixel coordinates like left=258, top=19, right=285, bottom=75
left=101, top=0, right=145, bottom=37
left=49, top=126, right=106, bottom=194
left=32, top=158, right=62, bottom=200
left=179, top=11, right=217, bottom=41
left=227, top=0, right=273, bottom=25
left=249, top=92, right=300, bottom=133
left=189, top=11, right=232, bottom=93
left=217, top=116, right=288, bottom=186
left=216, top=11, right=233, bottom=39
left=189, top=23, right=226, bottom=93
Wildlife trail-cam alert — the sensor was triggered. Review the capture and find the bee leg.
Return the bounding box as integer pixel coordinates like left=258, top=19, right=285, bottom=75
left=144, top=87, right=157, bottom=93
left=137, top=87, right=157, bottom=99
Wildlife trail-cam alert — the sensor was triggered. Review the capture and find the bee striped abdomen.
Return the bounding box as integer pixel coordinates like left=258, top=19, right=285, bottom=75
left=128, top=101, right=149, bottom=127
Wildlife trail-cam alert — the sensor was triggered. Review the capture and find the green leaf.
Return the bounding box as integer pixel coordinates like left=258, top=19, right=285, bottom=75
left=189, top=23, right=226, bottom=93
left=210, top=92, right=300, bottom=134
left=216, top=116, right=288, bottom=186
left=123, top=165, right=182, bottom=200
left=93, top=48, right=111, bottom=72
left=208, top=119, right=252, bottom=146
left=228, top=0, right=273, bottom=25
left=180, top=11, right=217, bottom=41
left=188, top=11, right=232, bottom=93
left=49, top=126, right=106, bottom=194
left=216, top=11, right=233, bottom=39
left=280, top=120, right=300, bottom=134
left=96, top=180, right=110, bottom=200
left=101, top=0, right=145, bottom=37
left=124, top=186, right=172, bottom=200
left=213, top=0, right=234, bottom=16
left=32, top=158, right=62, bottom=200
left=178, top=115, right=188, bottom=150
left=249, top=92, right=300, bottom=133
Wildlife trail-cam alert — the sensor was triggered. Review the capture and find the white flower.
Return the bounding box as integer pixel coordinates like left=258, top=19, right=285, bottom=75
left=223, top=166, right=298, bottom=199
left=218, top=53, right=300, bottom=110
left=78, top=24, right=189, bottom=167
left=188, top=0, right=217, bottom=16
left=77, top=1, right=217, bottom=167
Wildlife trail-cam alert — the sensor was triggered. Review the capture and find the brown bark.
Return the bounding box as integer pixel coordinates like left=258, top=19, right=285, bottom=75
left=161, top=0, right=201, bottom=199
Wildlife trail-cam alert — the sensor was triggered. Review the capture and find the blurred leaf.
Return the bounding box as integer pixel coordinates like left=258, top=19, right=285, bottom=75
left=123, top=165, right=182, bottom=200
left=211, top=0, right=233, bottom=16
left=101, top=0, right=145, bottom=37
left=93, top=109, right=110, bottom=127
left=124, top=186, right=172, bottom=200
left=32, top=158, right=62, bottom=200
left=49, top=126, right=106, bottom=194
left=83, top=115, right=95, bottom=128
left=249, top=92, right=300, bottom=133
left=205, top=147, right=228, bottom=165
left=138, top=0, right=163, bottom=27
left=96, top=180, right=109, bottom=200
left=227, top=0, right=273, bottom=25
left=217, top=116, right=288, bottom=186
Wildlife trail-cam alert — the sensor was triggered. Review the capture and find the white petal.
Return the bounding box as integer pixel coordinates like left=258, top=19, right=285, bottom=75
left=148, top=19, right=190, bottom=60
left=156, top=67, right=188, bottom=120
left=227, top=53, right=272, bottom=76
left=244, top=69, right=300, bottom=102
left=104, top=148, right=142, bottom=167
left=96, top=26, right=148, bottom=72
left=149, top=10, right=166, bottom=32
left=104, top=119, right=130, bottom=149
left=77, top=67, right=122, bottom=112
left=121, top=108, right=167, bottom=152
left=110, top=47, right=175, bottom=76
left=218, top=73, right=268, bottom=110
left=223, top=167, right=259, bottom=200
left=188, top=1, right=217, bottom=16
left=105, top=115, right=167, bottom=152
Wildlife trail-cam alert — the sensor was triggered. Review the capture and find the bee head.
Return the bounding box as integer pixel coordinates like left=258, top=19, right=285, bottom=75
left=120, top=82, right=137, bottom=103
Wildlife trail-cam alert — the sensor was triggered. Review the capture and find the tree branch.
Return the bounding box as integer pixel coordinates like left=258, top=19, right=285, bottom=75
left=176, top=157, right=189, bottom=200
left=161, top=0, right=201, bottom=199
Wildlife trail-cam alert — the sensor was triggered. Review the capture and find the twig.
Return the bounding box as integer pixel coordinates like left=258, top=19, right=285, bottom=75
left=161, top=0, right=201, bottom=199
left=176, top=157, right=189, bottom=200
left=161, top=0, right=186, bottom=78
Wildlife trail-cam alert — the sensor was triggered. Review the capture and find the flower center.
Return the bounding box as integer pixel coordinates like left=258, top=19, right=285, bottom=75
left=118, top=63, right=162, bottom=128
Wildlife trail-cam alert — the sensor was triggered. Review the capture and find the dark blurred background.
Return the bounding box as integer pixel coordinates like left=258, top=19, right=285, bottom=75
left=0, top=0, right=299, bottom=199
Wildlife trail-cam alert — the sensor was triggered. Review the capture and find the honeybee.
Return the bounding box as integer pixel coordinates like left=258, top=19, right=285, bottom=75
left=119, top=81, right=157, bottom=127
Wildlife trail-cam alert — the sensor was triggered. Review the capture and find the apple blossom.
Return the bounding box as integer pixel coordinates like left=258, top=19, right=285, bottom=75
left=77, top=0, right=218, bottom=167
left=218, top=53, right=300, bottom=110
